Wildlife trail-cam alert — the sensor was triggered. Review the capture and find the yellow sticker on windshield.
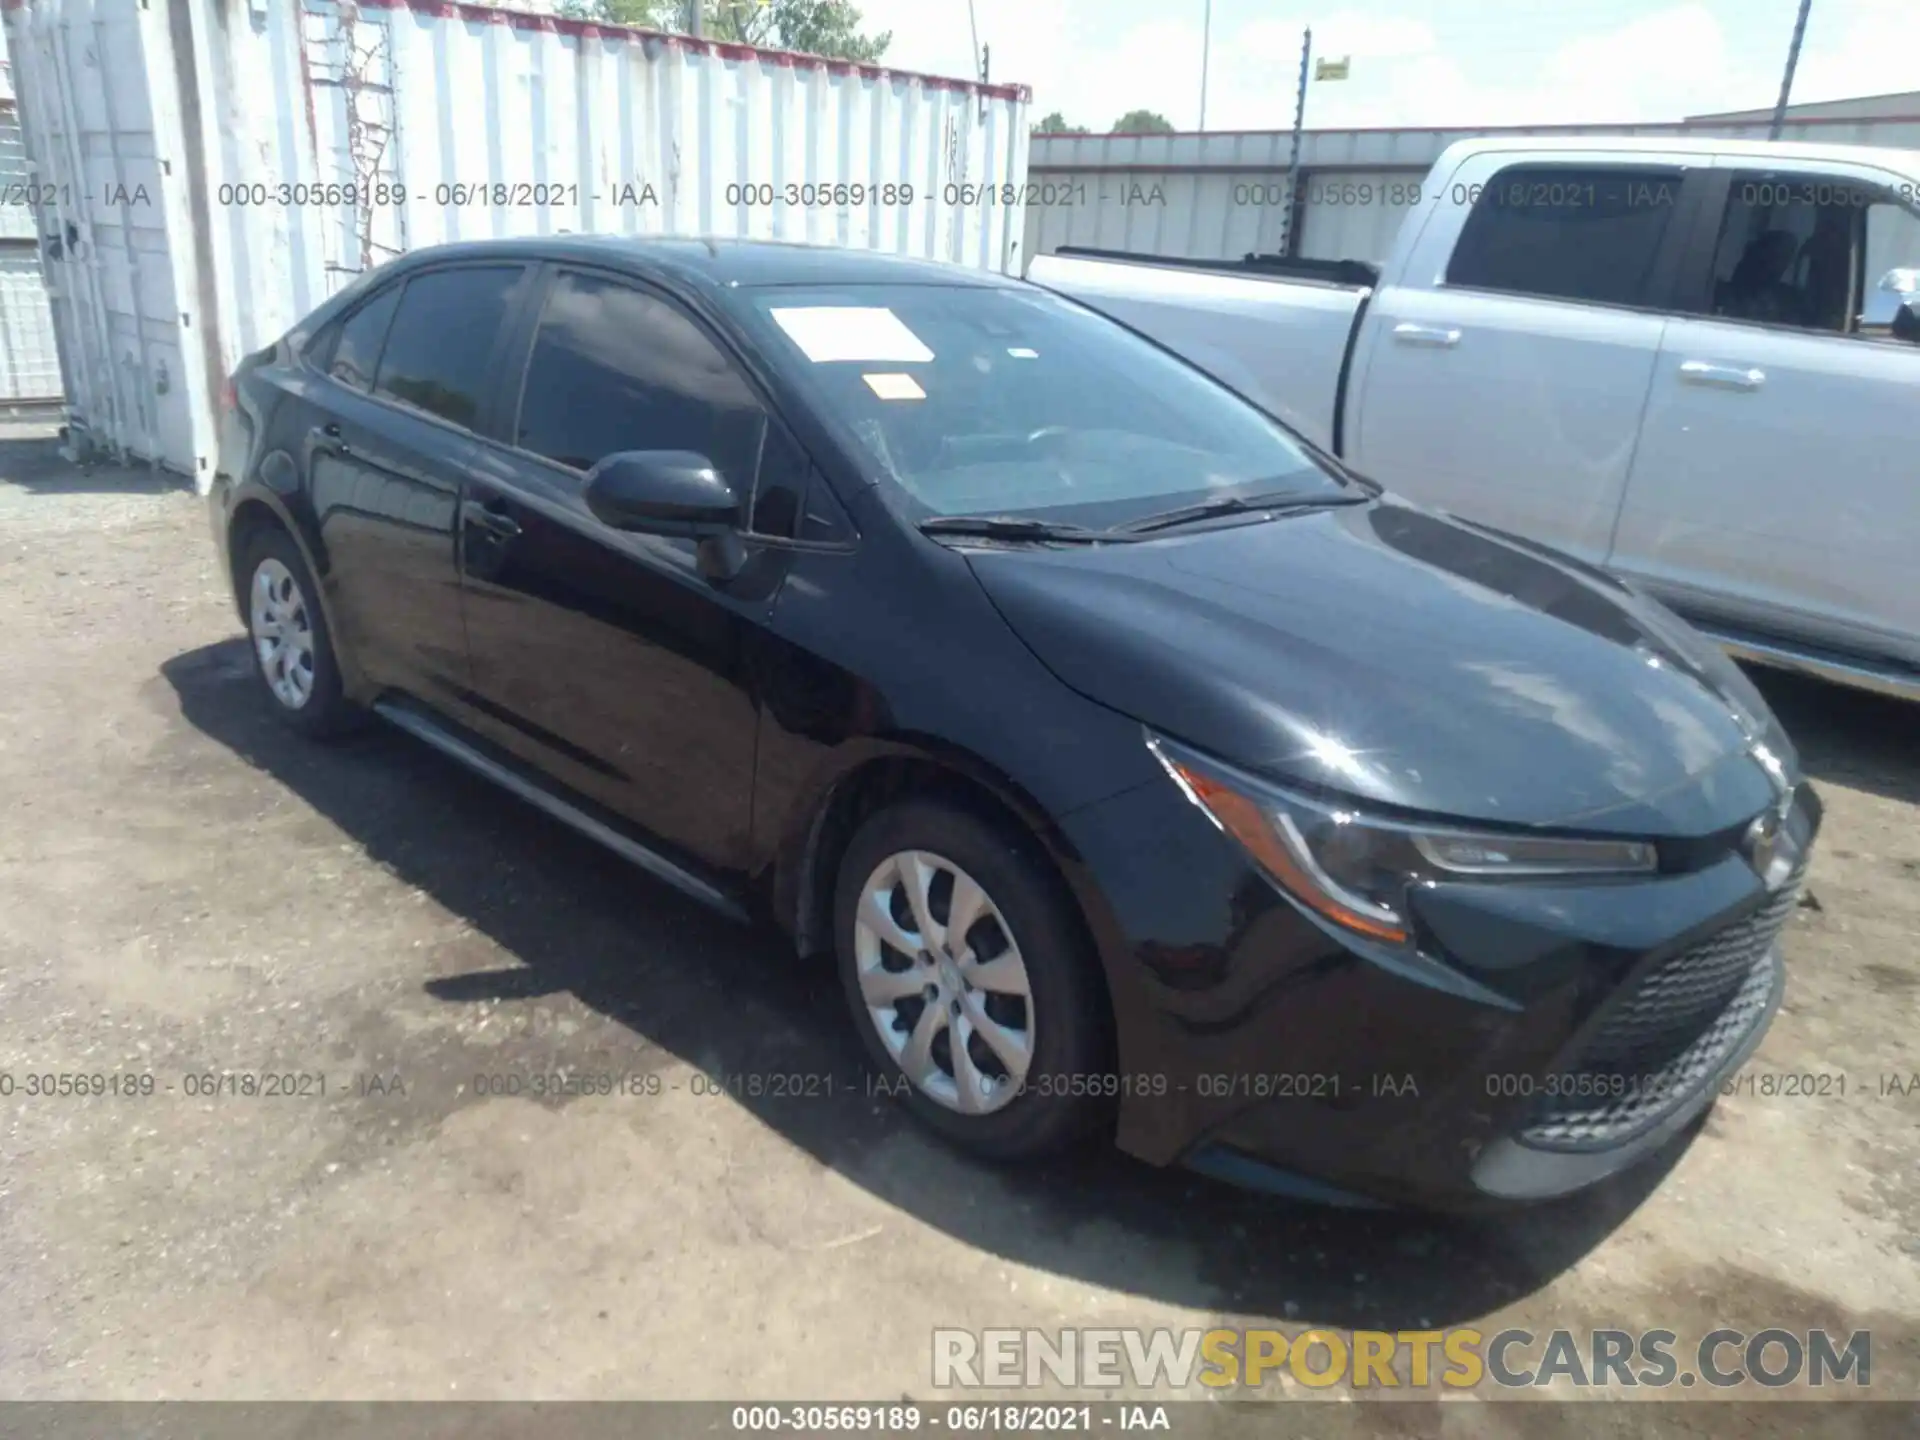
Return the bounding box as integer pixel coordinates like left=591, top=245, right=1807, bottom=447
left=863, top=372, right=926, bottom=400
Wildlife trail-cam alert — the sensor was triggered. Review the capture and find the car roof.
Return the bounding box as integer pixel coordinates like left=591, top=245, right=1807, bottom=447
left=1436, top=134, right=1920, bottom=175
left=376, top=235, right=1023, bottom=294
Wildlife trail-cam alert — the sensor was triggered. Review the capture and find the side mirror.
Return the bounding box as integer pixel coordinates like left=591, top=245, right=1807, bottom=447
left=582, top=450, right=738, bottom=536
left=1892, top=295, right=1920, bottom=345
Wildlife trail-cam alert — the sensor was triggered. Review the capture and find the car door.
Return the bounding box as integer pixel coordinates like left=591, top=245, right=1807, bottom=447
left=304, top=262, right=533, bottom=702
left=1346, top=155, right=1700, bottom=567
left=1609, top=161, right=1920, bottom=666
left=454, top=265, right=811, bottom=871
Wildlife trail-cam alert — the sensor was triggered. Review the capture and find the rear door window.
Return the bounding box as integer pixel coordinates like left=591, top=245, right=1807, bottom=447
left=373, top=265, right=526, bottom=430
left=1446, top=165, right=1687, bottom=307
left=1702, top=171, right=1920, bottom=337
left=322, top=284, right=401, bottom=391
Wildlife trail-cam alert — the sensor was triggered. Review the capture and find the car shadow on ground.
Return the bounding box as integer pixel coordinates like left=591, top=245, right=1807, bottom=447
left=167, top=637, right=1708, bottom=1331
left=1747, top=666, right=1920, bottom=808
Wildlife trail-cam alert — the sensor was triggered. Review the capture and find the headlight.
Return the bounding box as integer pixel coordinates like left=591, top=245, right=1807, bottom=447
left=1148, top=735, right=1657, bottom=946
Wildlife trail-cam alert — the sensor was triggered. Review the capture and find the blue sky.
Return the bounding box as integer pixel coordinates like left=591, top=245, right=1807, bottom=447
left=853, top=0, right=1917, bottom=132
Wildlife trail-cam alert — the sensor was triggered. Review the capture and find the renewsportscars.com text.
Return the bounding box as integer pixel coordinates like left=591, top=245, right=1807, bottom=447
left=932, top=1326, right=1871, bottom=1391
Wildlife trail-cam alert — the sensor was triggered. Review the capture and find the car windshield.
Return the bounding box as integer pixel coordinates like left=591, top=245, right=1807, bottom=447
left=739, top=281, right=1345, bottom=530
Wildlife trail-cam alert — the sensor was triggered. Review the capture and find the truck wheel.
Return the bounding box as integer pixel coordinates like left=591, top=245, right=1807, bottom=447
left=834, top=799, right=1112, bottom=1160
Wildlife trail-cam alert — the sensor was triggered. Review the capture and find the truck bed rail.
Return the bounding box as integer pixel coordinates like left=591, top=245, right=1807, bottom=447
left=1050, top=246, right=1380, bottom=291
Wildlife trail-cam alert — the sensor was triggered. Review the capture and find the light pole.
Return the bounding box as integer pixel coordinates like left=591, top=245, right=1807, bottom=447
left=1768, top=0, right=1814, bottom=140
left=1199, top=0, right=1212, bottom=130
left=1277, top=27, right=1312, bottom=256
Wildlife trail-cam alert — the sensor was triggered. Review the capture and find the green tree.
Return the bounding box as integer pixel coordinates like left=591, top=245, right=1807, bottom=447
left=558, top=0, right=891, bottom=63
left=555, top=0, right=669, bottom=24
left=1032, top=111, right=1090, bottom=135
left=1110, top=109, right=1175, bottom=134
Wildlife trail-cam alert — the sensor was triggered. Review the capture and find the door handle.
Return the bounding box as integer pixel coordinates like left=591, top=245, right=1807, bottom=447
left=1678, top=360, right=1765, bottom=391
left=1392, top=322, right=1462, bottom=348
left=311, top=422, right=350, bottom=456
left=463, top=498, right=523, bottom=540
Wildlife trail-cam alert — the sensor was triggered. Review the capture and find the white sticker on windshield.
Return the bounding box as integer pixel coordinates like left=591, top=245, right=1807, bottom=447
left=770, top=306, right=935, bottom=364
left=1007, top=347, right=1039, bottom=359
left=863, top=372, right=926, bottom=400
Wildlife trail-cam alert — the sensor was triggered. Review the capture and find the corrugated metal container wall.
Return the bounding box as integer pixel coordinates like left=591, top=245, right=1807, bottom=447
left=1026, top=115, right=1920, bottom=268
left=1023, top=170, right=1287, bottom=259
left=2, top=0, right=1030, bottom=486
left=1293, top=169, right=1426, bottom=262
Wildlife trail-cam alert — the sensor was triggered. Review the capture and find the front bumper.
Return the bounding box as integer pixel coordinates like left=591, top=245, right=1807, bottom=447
left=1057, top=773, right=1821, bottom=1211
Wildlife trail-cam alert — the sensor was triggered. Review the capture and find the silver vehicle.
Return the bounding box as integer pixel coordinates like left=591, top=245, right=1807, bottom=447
left=1030, top=137, right=1920, bottom=703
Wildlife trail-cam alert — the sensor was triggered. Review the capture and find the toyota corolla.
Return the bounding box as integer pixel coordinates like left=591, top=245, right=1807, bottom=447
left=210, top=237, right=1820, bottom=1210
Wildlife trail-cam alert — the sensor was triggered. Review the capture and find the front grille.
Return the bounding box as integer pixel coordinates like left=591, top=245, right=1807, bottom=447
left=1516, top=867, right=1802, bottom=1152
left=1580, top=871, right=1802, bottom=1074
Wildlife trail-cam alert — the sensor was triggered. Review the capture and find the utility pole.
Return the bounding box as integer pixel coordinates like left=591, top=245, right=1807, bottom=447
left=1768, top=0, right=1813, bottom=140
left=1198, top=0, right=1212, bottom=130
left=1277, top=27, right=1312, bottom=257
left=687, top=0, right=703, bottom=38
left=970, top=0, right=989, bottom=119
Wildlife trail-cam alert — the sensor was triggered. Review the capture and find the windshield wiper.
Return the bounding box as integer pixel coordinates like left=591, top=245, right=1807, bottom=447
left=1120, top=489, right=1372, bottom=535
left=917, top=514, right=1123, bottom=544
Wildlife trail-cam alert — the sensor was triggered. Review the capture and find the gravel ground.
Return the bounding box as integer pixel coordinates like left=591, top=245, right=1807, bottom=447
left=0, top=428, right=1915, bottom=1427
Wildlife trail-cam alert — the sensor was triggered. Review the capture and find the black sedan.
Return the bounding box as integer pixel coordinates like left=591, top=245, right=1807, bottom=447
left=210, top=237, right=1819, bottom=1210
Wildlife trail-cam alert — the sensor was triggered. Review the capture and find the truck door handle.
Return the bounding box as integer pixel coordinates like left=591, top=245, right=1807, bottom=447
left=311, top=423, right=350, bottom=456
left=1678, top=360, right=1765, bottom=392
left=1392, top=322, right=1462, bottom=348
left=463, top=498, right=522, bottom=540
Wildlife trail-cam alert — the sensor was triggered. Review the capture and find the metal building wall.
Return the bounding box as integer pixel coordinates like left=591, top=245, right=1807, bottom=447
left=1025, top=113, right=1920, bottom=268
left=0, top=22, right=61, bottom=411
left=2, top=0, right=1031, bottom=484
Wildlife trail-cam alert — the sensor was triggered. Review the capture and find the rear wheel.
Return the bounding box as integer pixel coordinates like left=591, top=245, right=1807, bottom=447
left=834, top=799, right=1111, bottom=1160
left=239, top=526, right=356, bottom=739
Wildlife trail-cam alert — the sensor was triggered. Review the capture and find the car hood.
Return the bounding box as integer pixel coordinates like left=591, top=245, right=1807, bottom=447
left=963, top=499, right=1795, bottom=836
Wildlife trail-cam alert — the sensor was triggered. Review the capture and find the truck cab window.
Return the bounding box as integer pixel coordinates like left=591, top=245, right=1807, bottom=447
left=1445, top=165, right=1685, bottom=307
left=1709, top=173, right=1920, bottom=337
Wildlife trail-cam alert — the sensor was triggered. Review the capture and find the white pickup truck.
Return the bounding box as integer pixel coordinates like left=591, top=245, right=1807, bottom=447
left=1027, top=136, right=1920, bottom=702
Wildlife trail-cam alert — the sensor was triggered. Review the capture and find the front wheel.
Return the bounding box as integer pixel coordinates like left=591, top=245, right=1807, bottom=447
left=833, top=800, right=1112, bottom=1160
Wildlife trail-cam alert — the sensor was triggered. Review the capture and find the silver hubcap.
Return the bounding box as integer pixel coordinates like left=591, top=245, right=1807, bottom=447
left=853, top=850, right=1035, bottom=1115
left=249, top=557, right=316, bottom=710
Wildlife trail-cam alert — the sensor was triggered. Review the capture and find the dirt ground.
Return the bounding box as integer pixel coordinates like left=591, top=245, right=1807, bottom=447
left=0, top=427, right=1915, bottom=1424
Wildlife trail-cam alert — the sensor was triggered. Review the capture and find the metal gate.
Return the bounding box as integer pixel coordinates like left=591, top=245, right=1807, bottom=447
left=0, top=31, right=61, bottom=415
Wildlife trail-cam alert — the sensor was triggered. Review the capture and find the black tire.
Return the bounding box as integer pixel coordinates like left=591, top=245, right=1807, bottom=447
left=833, top=798, right=1113, bottom=1161
left=237, top=525, right=358, bottom=740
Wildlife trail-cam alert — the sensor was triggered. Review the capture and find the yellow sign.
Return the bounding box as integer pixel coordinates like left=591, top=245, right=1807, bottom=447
left=1315, top=56, right=1351, bottom=80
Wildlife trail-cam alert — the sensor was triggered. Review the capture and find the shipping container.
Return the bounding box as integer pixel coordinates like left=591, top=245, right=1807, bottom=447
left=1, top=0, right=1031, bottom=486
left=1025, top=111, right=1920, bottom=268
